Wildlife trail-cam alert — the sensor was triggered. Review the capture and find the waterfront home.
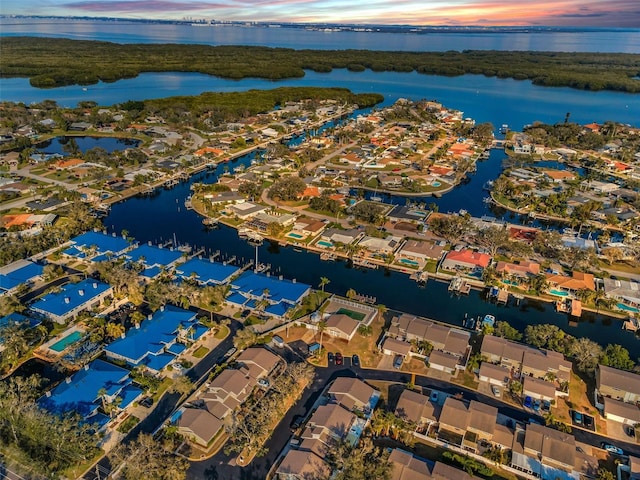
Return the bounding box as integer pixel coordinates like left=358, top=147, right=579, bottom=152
left=510, top=423, right=578, bottom=479
left=481, top=336, right=537, bottom=371
left=174, top=257, right=240, bottom=286
left=596, top=364, right=640, bottom=404
left=387, top=205, right=431, bottom=224
left=245, top=212, right=297, bottom=233
left=175, top=408, right=223, bottom=448
left=602, top=278, right=640, bottom=309
left=291, top=216, right=326, bottom=237
left=561, top=235, right=598, bottom=250
left=397, top=240, right=445, bottom=263
left=63, top=231, right=133, bottom=262
left=104, top=305, right=201, bottom=372
left=521, top=350, right=572, bottom=384
left=441, top=249, right=491, bottom=271
left=394, top=389, right=441, bottom=431
left=30, top=279, right=113, bottom=324
left=428, top=350, right=460, bottom=375
left=542, top=169, right=576, bottom=183
left=327, top=377, right=378, bottom=414
left=377, top=172, right=403, bottom=188
left=0, top=259, right=44, bottom=295
left=545, top=271, right=596, bottom=295
left=39, top=359, right=142, bottom=430
left=319, top=227, right=363, bottom=246
left=495, top=260, right=540, bottom=279
left=227, top=201, right=267, bottom=220
left=205, top=191, right=245, bottom=205
left=358, top=235, right=402, bottom=256
left=585, top=180, right=619, bottom=194
left=125, top=243, right=184, bottom=279
left=388, top=314, right=470, bottom=358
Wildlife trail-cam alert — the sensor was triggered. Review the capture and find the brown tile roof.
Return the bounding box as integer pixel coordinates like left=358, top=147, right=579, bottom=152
left=305, top=404, right=356, bottom=440
left=429, top=350, right=459, bottom=370
left=439, top=397, right=469, bottom=431
left=478, top=362, right=511, bottom=383
left=326, top=313, right=360, bottom=338
left=276, top=449, right=331, bottom=479
left=389, top=449, right=433, bottom=480
left=468, top=401, right=498, bottom=436
left=208, top=368, right=254, bottom=401
left=492, top=424, right=516, bottom=448
left=177, top=408, right=223, bottom=445
left=545, top=271, right=595, bottom=291
left=522, top=351, right=571, bottom=379
left=524, top=423, right=576, bottom=468
left=395, top=389, right=440, bottom=425
left=443, top=330, right=470, bottom=357
left=431, top=461, right=480, bottom=479
left=604, top=397, right=640, bottom=423
left=523, top=376, right=557, bottom=398
left=598, top=364, right=640, bottom=396
left=328, top=377, right=376, bottom=411
left=236, top=347, right=280, bottom=378
left=382, top=337, right=412, bottom=356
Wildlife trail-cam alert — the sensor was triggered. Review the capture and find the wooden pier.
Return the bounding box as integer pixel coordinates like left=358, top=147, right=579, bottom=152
left=449, top=277, right=471, bottom=295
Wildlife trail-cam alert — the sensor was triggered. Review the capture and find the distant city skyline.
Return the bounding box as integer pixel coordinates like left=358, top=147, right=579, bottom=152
left=2, top=1, right=639, bottom=27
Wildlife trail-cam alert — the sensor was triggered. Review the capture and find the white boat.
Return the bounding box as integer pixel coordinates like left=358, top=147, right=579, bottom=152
left=482, top=314, right=496, bottom=327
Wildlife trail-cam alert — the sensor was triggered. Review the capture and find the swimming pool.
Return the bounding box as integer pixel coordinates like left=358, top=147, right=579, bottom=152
left=549, top=289, right=569, bottom=297
left=287, top=232, right=304, bottom=239
left=503, top=279, right=519, bottom=286
left=317, top=240, right=333, bottom=248
left=50, top=331, right=83, bottom=352
left=399, top=258, right=419, bottom=266
left=432, top=181, right=442, bottom=187
left=617, top=303, right=640, bottom=313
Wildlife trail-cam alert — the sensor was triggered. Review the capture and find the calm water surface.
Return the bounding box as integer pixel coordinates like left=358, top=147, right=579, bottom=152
left=2, top=19, right=639, bottom=53
left=35, top=136, right=140, bottom=154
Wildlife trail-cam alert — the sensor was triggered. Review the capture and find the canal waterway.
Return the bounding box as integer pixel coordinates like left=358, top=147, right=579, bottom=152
left=103, top=152, right=639, bottom=352
left=35, top=136, right=140, bottom=154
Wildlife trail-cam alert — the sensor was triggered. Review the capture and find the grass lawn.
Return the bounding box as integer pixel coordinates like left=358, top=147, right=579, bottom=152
left=598, top=260, right=640, bottom=275
left=117, top=415, right=140, bottom=434
left=452, top=370, right=480, bottom=390
left=193, top=346, right=209, bottom=359
left=60, top=449, right=105, bottom=480
left=214, top=324, right=230, bottom=340
left=152, top=377, right=173, bottom=402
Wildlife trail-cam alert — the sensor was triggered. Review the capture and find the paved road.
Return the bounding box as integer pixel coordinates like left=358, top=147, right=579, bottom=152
left=188, top=362, right=640, bottom=480
left=81, top=317, right=243, bottom=480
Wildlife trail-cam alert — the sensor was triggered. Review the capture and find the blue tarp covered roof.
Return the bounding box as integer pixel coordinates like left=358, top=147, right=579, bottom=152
left=30, top=279, right=111, bottom=318
left=0, top=261, right=44, bottom=292
left=104, top=305, right=196, bottom=365
left=175, top=258, right=240, bottom=285
left=70, top=231, right=132, bottom=257
left=143, top=353, right=175, bottom=372
left=126, top=244, right=183, bottom=268
left=39, top=359, right=130, bottom=418
left=230, top=271, right=309, bottom=304
left=226, top=292, right=248, bottom=306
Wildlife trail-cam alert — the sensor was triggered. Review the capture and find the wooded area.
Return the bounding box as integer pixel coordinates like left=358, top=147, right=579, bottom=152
left=2, top=37, right=640, bottom=92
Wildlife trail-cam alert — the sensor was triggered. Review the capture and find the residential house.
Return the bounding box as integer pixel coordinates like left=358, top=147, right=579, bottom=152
left=545, top=271, right=595, bottom=295
left=596, top=364, right=640, bottom=404
left=543, top=169, right=576, bottom=183
left=228, top=202, right=268, bottom=220
left=320, top=228, right=363, bottom=246
left=235, top=347, right=280, bottom=380
left=522, top=376, right=557, bottom=402
left=301, top=404, right=357, bottom=443
left=521, top=350, right=572, bottom=384
left=176, top=408, right=223, bottom=448
left=441, top=249, right=491, bottom=271
left=603, top=397, right=640, bottom=425
left=397, top=240, right=444, bottom=263
left=30, top=279, right=113, bottom=324
left=388, top=315, right=470, bottom=360
left=603, top=278, right=640, bottom=308
left=478, top=362, right=511, bottom=386
left=324, top=313, right=360, bottom=341
left=204, top=368, right=256, bottom=416
left=358, top=235, right=402, bottom=256
left=175, top=257, right=240, bottom=286
left=276, top=448, right=331, bottom=480
left=394, top=389, right=440, bottom=431
left=495, top=261, right=540, bottom=279
left=0, top=259, right=44, bottom=295
left=428, top=350, right=460, bottom=375
left=292, top=217, right=326, bottom=237
left=380, top=337, right=412, bottom=358
left=327, top=377, right=378, bottom=414
left=389, top=449, right=433, bottom=480
left=437, top=398, right=499, bottom=451
left=511, top=423, right=577, bottom=479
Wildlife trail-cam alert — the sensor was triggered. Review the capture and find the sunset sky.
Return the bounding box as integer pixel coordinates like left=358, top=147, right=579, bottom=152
left=3, top=0, right=639, bottom=27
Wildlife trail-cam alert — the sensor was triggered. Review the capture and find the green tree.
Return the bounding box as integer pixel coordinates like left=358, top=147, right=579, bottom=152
left=493, top=321, right=523, bottom=341
left=600, top=344, right=635, bottom=371
left=569, top=337, right=602, bottom=373
left=319, top=276, right=330, bottom=292
left=110, top=432, right=188, bottom=480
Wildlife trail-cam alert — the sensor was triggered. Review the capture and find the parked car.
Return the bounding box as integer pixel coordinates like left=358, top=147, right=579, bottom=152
left=572, top=411, right=583, bottom=426
left=584, top=415, right=594, bottom=429
left=491, top=386, right=501, bottom=397
left=601, top=443, right=623, bottom=455
left=327, top=352, right=335, bottom=365
left=290, top=415, right=304, bottom=429
left=430, top=391, right=439, bottom=403
left=533, top=400, right=541, bottom=412
left=335, top=352, right=343, bottom=365
left=352, top=354, right=360, bottom=367
left=258, top=378, right=270, bottom=387
left=625, top=426, right=636, bottom=438
left=523, top=396, right=533, bottom=409
left=140, top=397, right=154, bottom=408
left=542, top=400, right=551, bottom=412
left=393, top=355, right=403, bottom=369
left=224, top=347, right=237, bottom=359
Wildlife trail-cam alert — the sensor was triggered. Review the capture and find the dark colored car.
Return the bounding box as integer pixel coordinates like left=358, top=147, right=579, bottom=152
left=335, top=352, right=343, bottom=365
left=352, top=354, right=360, bottom=367
left=584, top=415, right=594, bottom=429
left=523, top=396, right=533, bottom=408
left=625, top=426, right=636, bottom=438
left=327, top=352, right=335, bottom=365
left=140, top=397, right=154, bottom=408
left=393, top=355, right=403, bottom=369
left=572, top=411, right=583, bottom=426
left=290, top=415, right=304, bottom=429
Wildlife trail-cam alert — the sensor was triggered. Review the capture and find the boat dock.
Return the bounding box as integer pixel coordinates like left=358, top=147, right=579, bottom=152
left=449, top=277, right=471, bottom=295
left=622, top=317, right=639, bottom=332
left=353, top=258, right=378, bottom=270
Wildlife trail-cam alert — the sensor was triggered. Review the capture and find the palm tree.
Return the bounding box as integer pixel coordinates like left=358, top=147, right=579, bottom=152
left=319, top=277, right=330, bottom=292
left=317, top=320, right=327, bottom=353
